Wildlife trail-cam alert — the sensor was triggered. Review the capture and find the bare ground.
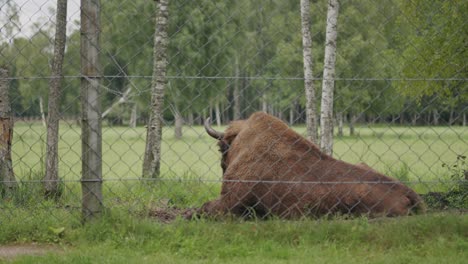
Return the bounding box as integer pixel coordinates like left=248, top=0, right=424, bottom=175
left=147, top=206, right=194, bottom=223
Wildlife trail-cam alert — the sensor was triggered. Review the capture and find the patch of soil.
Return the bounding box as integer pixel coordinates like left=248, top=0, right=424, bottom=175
left=147, top=206, right=195, bottom=223
left=0, top=244, right=61, bottom=260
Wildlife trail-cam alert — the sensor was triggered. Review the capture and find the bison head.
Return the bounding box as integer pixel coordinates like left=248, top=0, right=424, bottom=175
left=204, top=117, right=246, bottom=174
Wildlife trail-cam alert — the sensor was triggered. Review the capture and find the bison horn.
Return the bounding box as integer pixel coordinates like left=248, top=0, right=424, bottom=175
left=204, top=117, right=224, bottom=140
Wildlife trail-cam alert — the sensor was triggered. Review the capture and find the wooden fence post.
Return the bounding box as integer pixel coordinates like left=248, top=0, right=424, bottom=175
left=81, top=0, right=103, bottom=221
left=0, top=67, right=17, bottom=196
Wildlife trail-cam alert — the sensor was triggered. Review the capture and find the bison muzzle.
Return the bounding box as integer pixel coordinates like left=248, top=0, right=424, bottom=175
left=196, top=112, right=425, bottom=219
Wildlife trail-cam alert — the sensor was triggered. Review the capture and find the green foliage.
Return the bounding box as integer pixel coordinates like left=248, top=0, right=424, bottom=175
left=422, top=155, right=467, bottom=210
left=0, top=0, right=465, bottom=124
left=396, top=0, right=467, bottom=105
left=443, top=155, right=467, bottom=189
left=442, top=155, right=467, bottom=209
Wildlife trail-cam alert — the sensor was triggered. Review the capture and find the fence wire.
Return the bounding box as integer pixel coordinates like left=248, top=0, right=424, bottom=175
left=0, top=0, right=466, bottom=223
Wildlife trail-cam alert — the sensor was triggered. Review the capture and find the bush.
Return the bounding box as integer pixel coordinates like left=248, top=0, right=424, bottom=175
left=424, top=155, right=467, bottom=210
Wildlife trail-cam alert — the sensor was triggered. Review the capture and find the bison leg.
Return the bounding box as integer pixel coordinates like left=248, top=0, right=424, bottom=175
left=197, top=182, right=255, bottom=218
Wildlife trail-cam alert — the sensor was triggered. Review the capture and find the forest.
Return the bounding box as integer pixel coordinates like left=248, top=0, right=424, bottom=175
left=0, top=0, right=466, bottom=130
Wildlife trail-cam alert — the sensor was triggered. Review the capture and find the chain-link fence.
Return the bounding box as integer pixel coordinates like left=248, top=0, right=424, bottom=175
left=0, top=0, right=466, bottom=223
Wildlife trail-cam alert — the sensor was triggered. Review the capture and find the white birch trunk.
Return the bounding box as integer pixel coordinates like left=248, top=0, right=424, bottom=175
left=289, top=103, right=295, bottom=125
left=215, top=101, right=221, bottom=127
left=174, top=107, right=183, bottom=139
left=300, top=0, right=318, bottom=143
left=39, top=96, right=47, bottom=127
left=320, top=0, right=339, bottom=156
left=337, top=112, right=343, bottom=137
left=262, top=92, right=268, bottom=113
left=143, top=0, right=169, bottom=178
left=233, top=56, right=241, bottom=120
left=129, top=103, right=137, bottom=128
left=432, top=109, right=439, bottom=126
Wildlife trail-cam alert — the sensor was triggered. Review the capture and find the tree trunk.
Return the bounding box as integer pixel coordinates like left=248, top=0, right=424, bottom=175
left=81, top=0, right=103, bottom=221
left=289, top=102, right=295, bottom=125
left=215, top=101, right=221, bottom=127
left=262, top=92, right=268, bottom=113
left=449, top=108, right=454, bottom=125
left=233, top=56, right=241, bottom=120
left=129, top=103, right=137, bottom=128
left=337, top=112, right=343, bottom=137
left=300, top=0, right=318, bottom=143
left=143, top=0, right=169, bottom=178
left=208, top=105, right=213, bottom=125
left=349, top=113, right=356, bottom=136
left=0, top=67, right=16, bottom=196
left=187, top=112, right=194, bottom=126
left=368, top=114, right=375, bottom=125
left=320, top=0, right=340, bottom=156
left=174, top=107, right=183, bottom=139
left=411, top=113, right=418, bottom=126
left=278, top=111, right=283, bottom=122
left=45, top=0, right=67, bottom=198
left=39, top=96, right=47, bottom=127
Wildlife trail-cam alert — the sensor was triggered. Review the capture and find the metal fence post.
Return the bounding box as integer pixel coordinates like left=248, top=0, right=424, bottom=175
left=81, top=0, right=103, bottom=221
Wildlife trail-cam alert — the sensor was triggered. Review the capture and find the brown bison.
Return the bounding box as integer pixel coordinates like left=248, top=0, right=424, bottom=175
left=197, top=112, right=424, bottom=219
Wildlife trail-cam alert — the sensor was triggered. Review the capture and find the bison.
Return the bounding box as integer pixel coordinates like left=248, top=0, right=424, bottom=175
left=196, top=112, right=425, bottom=219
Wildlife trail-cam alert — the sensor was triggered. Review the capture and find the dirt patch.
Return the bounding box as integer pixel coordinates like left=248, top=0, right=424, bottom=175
left=144, top=199, right=196, bottom=223
left=0, top=244, right=61, bottom=260
left=147, top=206, right=194, bottom=223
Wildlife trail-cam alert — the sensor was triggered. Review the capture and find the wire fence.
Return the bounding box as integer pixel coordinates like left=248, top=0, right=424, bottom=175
left=0, top=0, right=466, bottom=223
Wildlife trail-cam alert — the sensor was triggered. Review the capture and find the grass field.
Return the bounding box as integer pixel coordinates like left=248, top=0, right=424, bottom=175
left=1, top=210, right=467, bottom=263
left=7, top=121, right=467, bottom=210
left=12, top=122, right=467, bottom=185
left=1, top=122, right=467, bottom=263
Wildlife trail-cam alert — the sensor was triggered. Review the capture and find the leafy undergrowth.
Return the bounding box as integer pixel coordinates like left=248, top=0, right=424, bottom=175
left=1, top=209, right=467, bottom=264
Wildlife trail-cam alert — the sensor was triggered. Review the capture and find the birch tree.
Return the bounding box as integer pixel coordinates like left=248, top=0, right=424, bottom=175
left=143, top=0, right=169, bottom=178
left=45, top=0, right=67, bottom=198
left=320, top=0, right=339, bottom=155
left=300, top=0, right=318, bottom=143
left=233, top=56, right=241, bottom=120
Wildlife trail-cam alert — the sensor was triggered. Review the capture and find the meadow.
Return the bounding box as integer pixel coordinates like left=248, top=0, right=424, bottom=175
left=1, top=122, right=467, bottom=263
left=12, top=121, right=467, bottom=185
left=1, top=209, right=467, bottom=263
left=8, top=121, right=468, bottom=209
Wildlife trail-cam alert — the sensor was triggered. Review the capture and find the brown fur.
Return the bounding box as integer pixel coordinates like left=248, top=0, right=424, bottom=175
left=198, top=112, right=425, bottom=219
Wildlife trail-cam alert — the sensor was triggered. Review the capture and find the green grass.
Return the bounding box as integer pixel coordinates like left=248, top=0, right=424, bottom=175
left=1, top=210, right=467, bottom=263
left=5, top=121, right=467, bottom=211
left=2, top=122, right=467, bottom=262
left=11, top=122, right=467, bottom=189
